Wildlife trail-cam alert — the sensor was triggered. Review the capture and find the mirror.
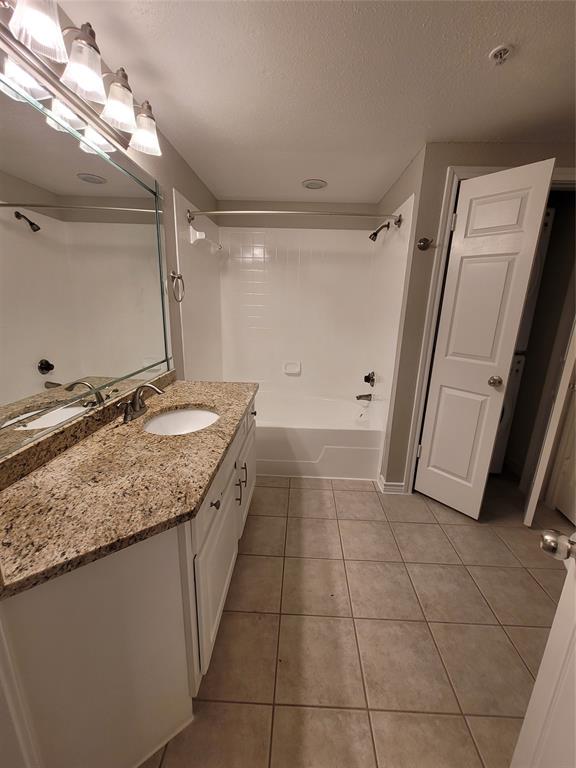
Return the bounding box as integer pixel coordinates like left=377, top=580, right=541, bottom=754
left=0, top=67, right=170, bottom=458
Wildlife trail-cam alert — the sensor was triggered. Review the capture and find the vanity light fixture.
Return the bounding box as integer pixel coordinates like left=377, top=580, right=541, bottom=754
left=79, top=124, right=116, bottom=154
left=8, top=0, right=68, bottom=63
left=100, top=67, right=136, bottom=133
left=46, top=96, right=85, bottom=131
left=128, top=100, right=161, bottom=156
left=0, top=56, right=50, bottom=100
left=60, top=22, right=106, bottom=104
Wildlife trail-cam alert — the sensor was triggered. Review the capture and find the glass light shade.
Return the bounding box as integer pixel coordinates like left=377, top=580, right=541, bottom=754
left=79, top=125, right=116, bottom=154
left=46, top=97, right=85, bottom=132
left=0, top=58, right=50, bottom=101
left=101, top=81, right=136, bottom=133
left=129, top=110, right=161, bottom=156
left=60, top=38, right=106, bottom=104
left=9, top=0, right=68, bottom=63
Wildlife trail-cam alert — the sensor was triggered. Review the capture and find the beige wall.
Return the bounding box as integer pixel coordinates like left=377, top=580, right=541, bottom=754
left=380, top=141, right=576, bottom=486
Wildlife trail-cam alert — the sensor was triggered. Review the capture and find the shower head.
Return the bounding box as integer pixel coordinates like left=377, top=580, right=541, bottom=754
left=14, top=211, right=41, bottom=232
left=368, top=222, right=390, bottom=242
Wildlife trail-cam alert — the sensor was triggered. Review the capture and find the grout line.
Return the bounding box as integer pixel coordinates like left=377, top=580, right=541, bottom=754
left=332, top=483, right=380, bottom=768
left=267, top=496, right=289, bottom=768
left=387, top=522, right=488, bottom=768
left=501, top=626, right=539, bottom=682
left=157, top=743, right=168, bottom=768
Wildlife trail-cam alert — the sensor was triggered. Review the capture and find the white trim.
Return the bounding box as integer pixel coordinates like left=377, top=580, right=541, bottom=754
left=407, top=164, right=576, bottom=495
left=377, top=476, right=406, bottom=494
left=523, top=322, right=576, bottom=526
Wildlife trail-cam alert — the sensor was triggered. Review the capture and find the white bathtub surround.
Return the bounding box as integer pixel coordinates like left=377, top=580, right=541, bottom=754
left=219, top=198, right=415, bottom=480
left=255, top=391, right=385, bottom=478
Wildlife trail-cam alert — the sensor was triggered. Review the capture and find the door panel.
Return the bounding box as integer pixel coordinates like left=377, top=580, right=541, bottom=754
left=416, top=159, right=554, bottom=518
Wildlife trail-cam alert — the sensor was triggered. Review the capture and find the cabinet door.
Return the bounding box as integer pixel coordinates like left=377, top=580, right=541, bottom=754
left=194, top=474, right=238, bottom=674
left=237, top=424, right=256, bottom=538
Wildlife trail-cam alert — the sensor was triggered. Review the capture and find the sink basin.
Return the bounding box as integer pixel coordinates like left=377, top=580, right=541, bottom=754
left=144, top=408, right=219, bottom=436
left=7, top=406, right=88, bottom=430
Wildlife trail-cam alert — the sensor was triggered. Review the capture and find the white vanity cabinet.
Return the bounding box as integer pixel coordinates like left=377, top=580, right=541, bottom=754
left=0, top=405, right=257, bottom=768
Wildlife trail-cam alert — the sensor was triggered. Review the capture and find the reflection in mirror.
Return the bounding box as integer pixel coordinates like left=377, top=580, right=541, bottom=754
left=0, top=69, right=169, bottom=459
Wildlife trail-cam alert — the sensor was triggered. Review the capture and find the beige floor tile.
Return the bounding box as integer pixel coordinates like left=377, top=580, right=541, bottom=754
left=285, top=518, right=343, bottom=559
left=288, top=489, right=336, bottom=518
left=430, top=623, right=534, bottom=716
left=391, top=523, right=461, bottom=564
left=332, top=479, right=376, bottom=491
left=468, top=566, right=557, bottom=626
left=339, top=520, right=401, bottom=561
left=504, top=626, right=550, bottom=677
left=442, top=526, right=521, bottom=566
left=163, top=701, right=272, bottom=768
left=198, top=613, right=279, bottom=703
left=371, top=712, right=482, bottom=768
left=270, top=706, right=376, bottom=768
left=407, top=564, right=496, bottom=624
left=528, top=568, right=567, bottom=602
left=466, top=716, right=523, bottom=768
left=239, top=516, right=286, bottom=556
left=256, top=475, right=290, bottom=488
left=425, top=497, right=478, bottom=525
left=290, top=477, right=332, bottom=489
left=495, top=528, right=566, bottom=569
left=532, top=504, right=576, bottom=535
left=275, top=615, right=365, bottom=707
left=346, top=561, right=423, bottom=620
left=355, top=619, right=458, bottom=712
left=282, top=558, right=351, bottom=616
left=249, top=487, right=289, bottom=516
left=379, top=493, right=436, bottom=523
left=138, top=750, right=164, bottom=768
left=225, top=555, right=283, bottom=613
left=335, top=490, right=386, bottom=521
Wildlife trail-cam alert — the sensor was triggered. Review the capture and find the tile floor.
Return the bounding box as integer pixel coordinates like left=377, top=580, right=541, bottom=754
left=144, top=475, right=574, bottom=768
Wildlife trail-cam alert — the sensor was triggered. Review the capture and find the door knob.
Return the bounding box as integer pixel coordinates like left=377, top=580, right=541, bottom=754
left=488, top=375, right=503, bottom=388
left=540, top=530, right=576, bottom=561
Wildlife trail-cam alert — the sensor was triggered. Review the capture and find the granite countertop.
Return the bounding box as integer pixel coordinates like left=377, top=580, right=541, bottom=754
left=0, top=380, right=258, bottom=600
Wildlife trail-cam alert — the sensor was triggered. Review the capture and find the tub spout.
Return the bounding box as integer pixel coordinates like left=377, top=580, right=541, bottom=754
left=356, top=394, right=372, bottom=402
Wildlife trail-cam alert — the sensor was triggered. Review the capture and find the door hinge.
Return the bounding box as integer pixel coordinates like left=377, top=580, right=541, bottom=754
left=416, top=444, right=422, bottom=459
left=450, top=212, right=457, bottom=231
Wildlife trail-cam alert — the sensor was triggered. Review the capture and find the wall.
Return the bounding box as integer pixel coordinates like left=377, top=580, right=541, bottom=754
left=220, top=211, right=414, bottom=422
left=506, top=190, right=575, bottom=475
left=0, top=208, right=164, bottom=404
left=173, top=189, right=222, bottom=381
left=380, top=141, right=576, bottom=486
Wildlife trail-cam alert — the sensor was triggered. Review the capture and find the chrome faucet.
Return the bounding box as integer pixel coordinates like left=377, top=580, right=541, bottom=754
left=356, top=393, right=372, bottom=402
left=118, top=383, right=164, bottom=423
left=65, top=380, right=105, bottom=405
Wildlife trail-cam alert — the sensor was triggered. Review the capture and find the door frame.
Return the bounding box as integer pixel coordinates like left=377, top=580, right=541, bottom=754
left=407, top=165, right=576, bottom=496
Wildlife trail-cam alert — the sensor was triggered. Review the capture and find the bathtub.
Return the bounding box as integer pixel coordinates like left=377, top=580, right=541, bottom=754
left=255, top=391, right=386, bottom=480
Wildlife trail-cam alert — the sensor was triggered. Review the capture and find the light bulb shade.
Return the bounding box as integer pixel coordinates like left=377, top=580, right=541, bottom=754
left=101, top=81, right=136, bottom=133
left=129, top=103, right=161, bottom=156
left=60, top=36, right=106, bottom=104
left=46, top=97, right=85, bottom=132
left=0, top=58, right=50, bottom=101
left=9, top=0, right=68, bottom=63
left=80, top=125, right=116, bottom=154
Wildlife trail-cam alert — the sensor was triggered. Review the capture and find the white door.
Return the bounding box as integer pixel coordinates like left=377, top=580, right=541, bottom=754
left=547, top=384, right=576, bottom=524
left=511, top=535, right=575, bottom=768
left=415, top=159, right=555, bottom=518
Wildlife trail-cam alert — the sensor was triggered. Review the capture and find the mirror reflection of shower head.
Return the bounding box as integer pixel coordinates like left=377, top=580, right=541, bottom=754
left=14, top=211, right=41, bottom=232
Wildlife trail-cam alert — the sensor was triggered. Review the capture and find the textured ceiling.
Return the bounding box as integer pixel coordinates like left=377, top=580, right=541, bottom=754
left=61, top=1, right=575, bottom=203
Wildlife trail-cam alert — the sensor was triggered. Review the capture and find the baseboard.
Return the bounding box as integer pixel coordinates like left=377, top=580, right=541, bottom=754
left=377, top=476, right=407, bottom=494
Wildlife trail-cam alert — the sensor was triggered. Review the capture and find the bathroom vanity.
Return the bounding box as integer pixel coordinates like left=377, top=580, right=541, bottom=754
left=0, top=380, right=257, bottom=768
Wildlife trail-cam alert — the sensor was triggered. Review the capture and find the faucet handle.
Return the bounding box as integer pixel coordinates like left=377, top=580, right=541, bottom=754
left=363, top=371, right=376, bottom=387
